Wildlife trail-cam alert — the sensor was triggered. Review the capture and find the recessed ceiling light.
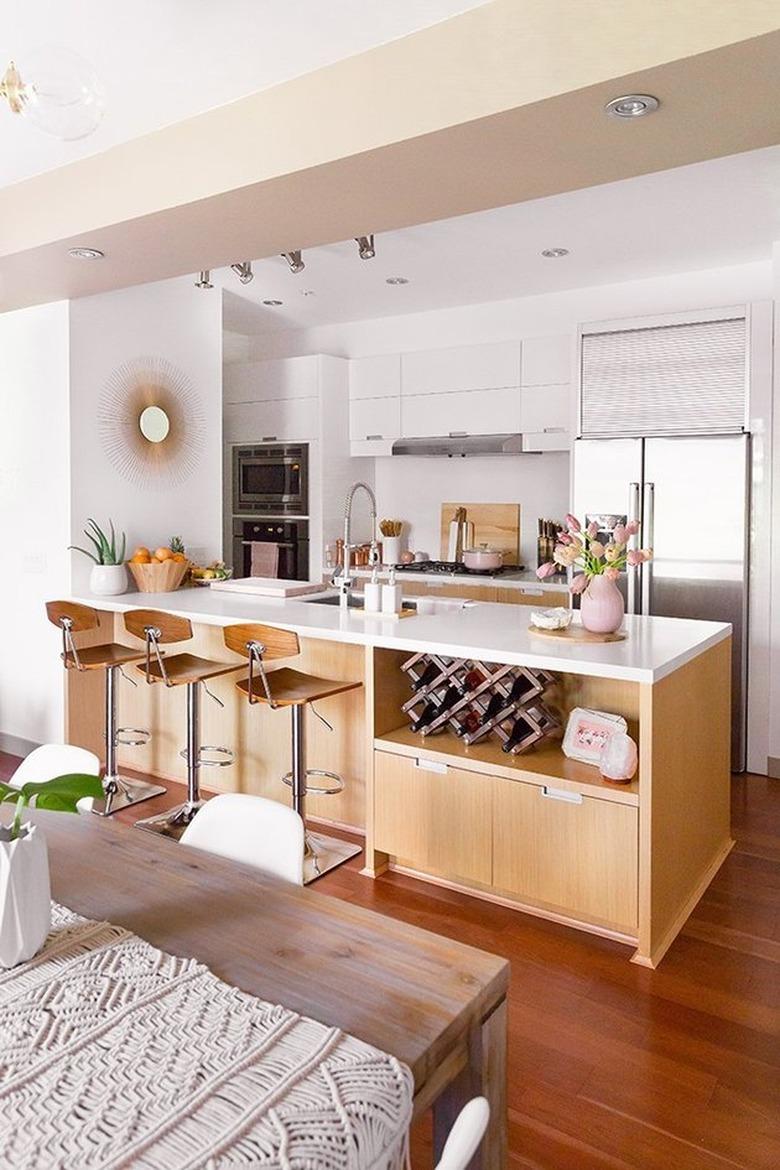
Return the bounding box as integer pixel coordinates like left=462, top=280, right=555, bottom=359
left=541, top=248, right=569, bottom=259
left=262, top=299, right=283, bottom=307
left=604, top=94, right=659, bottom=119
left=386, top=276, right=410, bottom=285
left=68, top=246, right=104, bottom=260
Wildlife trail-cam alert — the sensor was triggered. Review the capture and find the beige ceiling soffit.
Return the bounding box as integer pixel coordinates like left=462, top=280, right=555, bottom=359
left=1, top=0, right=778, bottom=255
left=1, top=16, right=779, bottom=310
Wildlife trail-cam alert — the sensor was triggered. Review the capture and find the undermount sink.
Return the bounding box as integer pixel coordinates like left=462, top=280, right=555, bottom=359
left=303, top=593, right=418, bottom=611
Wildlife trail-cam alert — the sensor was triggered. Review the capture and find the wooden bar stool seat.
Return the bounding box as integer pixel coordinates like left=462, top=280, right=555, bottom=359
left=45, top=600, right=166, bottom=816
left=124, top=609, right=243, bottom=839
left=225, top=622, right=362, bottom=882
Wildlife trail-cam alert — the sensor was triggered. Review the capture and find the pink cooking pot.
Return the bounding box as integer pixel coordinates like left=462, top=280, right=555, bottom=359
left=462, top=544, right=503, bottom=571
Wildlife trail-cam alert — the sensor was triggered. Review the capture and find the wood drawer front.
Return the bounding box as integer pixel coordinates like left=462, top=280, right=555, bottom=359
left=493, top=777, right=638, bottom=931
left=375, top=751, right=492, bottom=885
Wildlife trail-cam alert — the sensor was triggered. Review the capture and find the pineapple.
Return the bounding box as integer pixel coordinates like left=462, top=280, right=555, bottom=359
left=170, top=536, right=186, bottom=555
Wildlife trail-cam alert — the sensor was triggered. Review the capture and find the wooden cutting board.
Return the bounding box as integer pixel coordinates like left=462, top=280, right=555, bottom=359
left=439, top=503, right=521, bottom=562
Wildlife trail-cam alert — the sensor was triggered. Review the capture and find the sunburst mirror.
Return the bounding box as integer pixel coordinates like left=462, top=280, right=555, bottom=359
left=98, top=356, right=206, bottom=489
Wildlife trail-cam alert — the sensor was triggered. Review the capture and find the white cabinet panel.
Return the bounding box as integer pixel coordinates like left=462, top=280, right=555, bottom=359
left=402, top=386, right=521, bottom=438
left=520, top=383, right=571, bottom=451
left=401, top=341, right=521, bottom=397
left=349, top=354, right=401, bottom=400
left=349, top=397, right=401, bottom=442
left=521, top=336, right=571, bottom=386
left=224, top=356, right=319, bottom=404
left=224, top=398, right=319, bottom=443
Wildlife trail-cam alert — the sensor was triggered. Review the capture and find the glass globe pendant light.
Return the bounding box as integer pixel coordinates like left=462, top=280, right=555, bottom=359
left=0, top=48, right=104, bottom=140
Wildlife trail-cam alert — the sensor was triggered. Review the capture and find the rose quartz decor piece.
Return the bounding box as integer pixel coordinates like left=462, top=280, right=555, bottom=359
left=580, top=574, right=625, bottom=634
left=600, top=732, right=638, bottom=783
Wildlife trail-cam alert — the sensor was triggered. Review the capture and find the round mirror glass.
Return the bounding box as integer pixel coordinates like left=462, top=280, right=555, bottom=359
left=139, top=405, right=170, bottom=443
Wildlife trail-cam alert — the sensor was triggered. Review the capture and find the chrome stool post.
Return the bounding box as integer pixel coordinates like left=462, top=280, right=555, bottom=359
left=93, top=663, right=165, bottom=817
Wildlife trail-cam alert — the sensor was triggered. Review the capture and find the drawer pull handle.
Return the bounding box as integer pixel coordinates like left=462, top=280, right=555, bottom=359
left=414, top=757, right=448, bottom=775
left=541, top=786, right=582, bottom=804
left=262, top=435, right=278, bottom=441
left=366, top=434, right=384, bottom=440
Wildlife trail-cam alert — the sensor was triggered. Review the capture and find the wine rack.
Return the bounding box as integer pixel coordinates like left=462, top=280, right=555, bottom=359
left=400, top=653, right=560, bottom=755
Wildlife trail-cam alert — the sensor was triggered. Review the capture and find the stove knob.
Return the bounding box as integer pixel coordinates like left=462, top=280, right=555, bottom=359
left=276, top=526, right=283, bottom=534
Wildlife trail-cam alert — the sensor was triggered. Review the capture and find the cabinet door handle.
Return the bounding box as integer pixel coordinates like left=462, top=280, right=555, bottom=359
left=262, top=435, right=278, bottom=441
left=543, top=427, right=566, bottom=434
left=541, top=786, right=583, bottom=804
left=449, top=431, right=468, bottom=438
left=414, top=757, right=448, bottom=775
left=365, top=434, right=384, bottom=440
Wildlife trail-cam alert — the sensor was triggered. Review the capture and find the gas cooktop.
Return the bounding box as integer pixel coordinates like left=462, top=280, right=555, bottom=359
left=394, top=560, right=526, bottom=578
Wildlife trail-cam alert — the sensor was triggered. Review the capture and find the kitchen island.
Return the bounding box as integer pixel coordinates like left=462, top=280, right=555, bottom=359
left=63, top=587, right=733, bottom=967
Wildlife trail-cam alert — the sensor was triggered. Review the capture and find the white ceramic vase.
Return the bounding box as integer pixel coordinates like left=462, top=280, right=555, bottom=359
left=0, top=822, right=51, bottom=969
left=90, top=563, right=128, bottom=596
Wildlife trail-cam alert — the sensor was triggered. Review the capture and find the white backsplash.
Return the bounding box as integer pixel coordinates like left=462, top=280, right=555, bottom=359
left=373, top=451, right=569, bottom=567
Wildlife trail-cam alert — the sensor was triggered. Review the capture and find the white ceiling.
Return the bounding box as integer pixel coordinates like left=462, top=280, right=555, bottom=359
left=0, top=0, right=489, bottom=188
left=220, top=145, right=780, bottom=334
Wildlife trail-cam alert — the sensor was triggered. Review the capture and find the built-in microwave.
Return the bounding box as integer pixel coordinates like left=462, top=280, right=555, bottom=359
left=232, top=443, right=308, bottom=515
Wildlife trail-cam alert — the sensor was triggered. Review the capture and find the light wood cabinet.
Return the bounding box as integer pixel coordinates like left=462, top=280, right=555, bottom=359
left=492, top=777, right=638, bottom=931
left=374, top=751, right=492, bottom=885
left=401, top=342, right=521, bottom=396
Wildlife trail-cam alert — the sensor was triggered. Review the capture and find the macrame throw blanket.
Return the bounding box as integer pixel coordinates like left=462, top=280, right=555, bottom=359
left=0, top=904, right=413, bottom=1170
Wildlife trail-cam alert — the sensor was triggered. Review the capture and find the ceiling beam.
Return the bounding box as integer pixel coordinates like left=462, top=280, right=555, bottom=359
left=1, top=0, right=778, bottom=311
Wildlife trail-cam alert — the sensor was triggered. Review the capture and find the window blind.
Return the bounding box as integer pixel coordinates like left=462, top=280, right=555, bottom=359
left=580, top=316, right=746, bottom=436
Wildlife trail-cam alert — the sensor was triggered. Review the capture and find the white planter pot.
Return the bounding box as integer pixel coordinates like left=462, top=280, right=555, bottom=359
left=0, top=822, right=51, bottom=969
left=90, top=563, right=128, bottom=596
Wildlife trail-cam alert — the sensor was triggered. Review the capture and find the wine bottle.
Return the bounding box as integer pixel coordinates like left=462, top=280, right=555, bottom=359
left=410, top=701, right=439, bottom=733
left=411, top=660, right=440, bottom=692
left=502, top=714, right=537, bottom=754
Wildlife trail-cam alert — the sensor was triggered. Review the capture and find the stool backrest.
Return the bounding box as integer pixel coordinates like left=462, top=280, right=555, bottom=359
left=45, top=600, right=98, bottom=632
left=124, top=609, right=193, bottom=644
left=180, top=794, right=305, bottom=884
left=435, top=1097, right=490, bottom=1170
left=224, top=623, right=300, bottom=662
left=9, top=743, right=100, bottom=789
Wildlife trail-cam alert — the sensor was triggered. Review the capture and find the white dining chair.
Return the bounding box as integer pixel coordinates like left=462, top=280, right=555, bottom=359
left=434, top=1097, right=490, bottom=1170
left=7, top=744, right=101, bottom=812
left=180, top=793, right=305, bottom=885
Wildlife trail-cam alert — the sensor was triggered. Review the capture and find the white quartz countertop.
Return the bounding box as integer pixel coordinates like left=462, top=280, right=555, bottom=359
left=72, top=587, right=731, bottom=684
left=350, top=568, right=568, bottom=592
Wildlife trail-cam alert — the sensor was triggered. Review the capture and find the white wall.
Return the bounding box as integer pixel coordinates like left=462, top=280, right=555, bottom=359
left=69, top=279, right=223, bottom=590
left=0, top=302, right=71, bottom=753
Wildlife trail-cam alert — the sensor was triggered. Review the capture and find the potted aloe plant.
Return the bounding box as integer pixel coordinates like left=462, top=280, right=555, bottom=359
left=0, top=773, right=104, bottom=968
left=70, top=517, right=128, bottom=596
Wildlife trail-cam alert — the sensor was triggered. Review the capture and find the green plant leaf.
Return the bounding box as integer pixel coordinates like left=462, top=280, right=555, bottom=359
left=19, top=773, right=104, bottom=813
left=0, top=782, right=19, bottom=803
left=118, top=531, right=126, bottom=564
left=68, top=544, right=100, bottom=565
left=87, top=519, right=110, bottom=564
left=108, top=518, right=117, bottom=564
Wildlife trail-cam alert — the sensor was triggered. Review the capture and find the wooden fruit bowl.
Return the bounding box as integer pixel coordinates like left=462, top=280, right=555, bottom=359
left=127, top=559, right=190, bottom=593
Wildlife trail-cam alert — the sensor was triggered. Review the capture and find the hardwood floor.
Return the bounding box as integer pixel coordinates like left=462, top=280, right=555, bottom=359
left=2, top=750, right=778, bottom=1170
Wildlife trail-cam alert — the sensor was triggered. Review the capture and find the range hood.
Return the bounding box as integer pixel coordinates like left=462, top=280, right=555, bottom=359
left=391, top=433, right=537, bottom=457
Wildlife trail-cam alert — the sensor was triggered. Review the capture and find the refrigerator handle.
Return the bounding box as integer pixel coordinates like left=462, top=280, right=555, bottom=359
left=627, top=482, right=641, bottom=615
left=641, top=482, right=655, bottom=614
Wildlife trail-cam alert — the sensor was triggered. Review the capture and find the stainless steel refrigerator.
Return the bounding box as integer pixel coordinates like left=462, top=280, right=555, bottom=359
left=572, top=435, right=749, bottom=770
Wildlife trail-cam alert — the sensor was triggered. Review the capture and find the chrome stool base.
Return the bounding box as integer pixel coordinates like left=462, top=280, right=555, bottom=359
left=282, top=767, right=344, bottom=797
left=91, top=774, right=167, bottom=818
left=303, top=831, right=362, bottom=884
left=135, top=799, right=204, bottom=841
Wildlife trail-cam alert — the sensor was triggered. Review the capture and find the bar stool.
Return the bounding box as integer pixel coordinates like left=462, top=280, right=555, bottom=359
left=224, top=622, right=363, bottom=882
left=124, top=608, right=242, bottom=839
left=45, top=600, right=166, bottom=816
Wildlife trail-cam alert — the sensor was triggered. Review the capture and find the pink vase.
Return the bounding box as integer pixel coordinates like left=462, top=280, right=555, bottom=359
left=580, top=574, right=625, bottom=634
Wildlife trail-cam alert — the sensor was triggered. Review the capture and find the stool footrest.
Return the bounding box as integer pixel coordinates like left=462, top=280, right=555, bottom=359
left=115, top=726, right=151, bottom=748
left=179, top=745, right=234, bottom=768
left=282, top=768, right=344, bottom=796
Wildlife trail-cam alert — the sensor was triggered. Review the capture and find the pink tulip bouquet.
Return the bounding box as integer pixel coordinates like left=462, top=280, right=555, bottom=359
left=537, top=513, right=652, bottom=594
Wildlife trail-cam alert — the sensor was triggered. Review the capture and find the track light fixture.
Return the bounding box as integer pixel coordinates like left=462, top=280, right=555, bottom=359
left=194, top=270, right=213, bottom=289
left=230, top=261, right=254, bottom=285
left=355, top=234, right=376, bottom=260
left=281, top=250, right=305, bottom=274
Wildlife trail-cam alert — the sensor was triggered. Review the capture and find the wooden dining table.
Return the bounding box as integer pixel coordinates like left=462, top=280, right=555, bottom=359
left=35, top=808, right=509, bottom=1169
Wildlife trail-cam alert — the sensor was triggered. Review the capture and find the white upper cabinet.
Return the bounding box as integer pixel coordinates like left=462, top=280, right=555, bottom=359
left=349, top=397, right=401, bottom=442
left=224, top=355, right=320, bottom=404
left=349, top=354, right=402, bottom=400
left=401, top=341, right=521, bottom=397
left=402, top=387, right=521, bottom=438
left=521, top=336, right=572, bottom=386
left=223, top=397, right=319, bottom=443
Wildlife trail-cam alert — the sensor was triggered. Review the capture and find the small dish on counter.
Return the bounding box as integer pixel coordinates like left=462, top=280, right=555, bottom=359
left=529, top=606, right=573, bottom=630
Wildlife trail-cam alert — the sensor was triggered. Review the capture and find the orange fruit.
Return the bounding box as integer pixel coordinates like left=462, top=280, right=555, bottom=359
left=130, top=552, right=151, bottom=564
left=151, top=555, right=163, bottom=563
left=133, top=546, right=151, bottom=558
left=154, top=546, right=174, bottom=561
left=171, top=552, right=187, bottom=563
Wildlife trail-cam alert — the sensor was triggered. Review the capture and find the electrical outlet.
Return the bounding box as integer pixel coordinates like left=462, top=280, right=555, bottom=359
left=23, top=552, right=46, bottom=574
